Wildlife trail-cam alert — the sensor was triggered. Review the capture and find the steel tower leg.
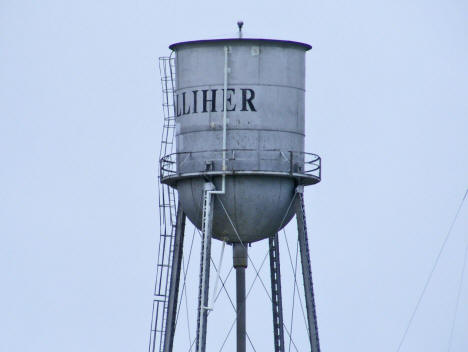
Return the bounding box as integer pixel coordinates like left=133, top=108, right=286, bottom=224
left=269, top=234, right=285, bottom=352
left=233, top=243, right=248, bottom=352
left=295, top=187, right=321, bottom=352
left=163, top=204, right=186, bottom=352
left=196, top=183, right=215, bottom=352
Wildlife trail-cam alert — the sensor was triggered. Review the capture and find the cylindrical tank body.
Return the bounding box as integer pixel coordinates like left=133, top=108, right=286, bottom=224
left=168, top=38, right=312, bottom=243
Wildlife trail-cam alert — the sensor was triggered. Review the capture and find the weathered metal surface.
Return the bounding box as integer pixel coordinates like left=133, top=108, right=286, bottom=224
left=178, top=176, right=295, bottom=243
left=169, top=39, right=315, bottom=242
left=173, top=39, right=307, bottom=175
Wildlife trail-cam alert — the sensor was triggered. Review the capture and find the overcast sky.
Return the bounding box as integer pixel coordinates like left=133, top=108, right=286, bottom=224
left=1, top=0, right=468, bottom=351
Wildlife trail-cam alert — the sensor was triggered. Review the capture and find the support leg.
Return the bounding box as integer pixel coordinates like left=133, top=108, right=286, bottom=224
left=233, top=243, right=248, bottom=352
left=269, top=234, right=285, bottom=352
left=163, top=204, right=186, bottom=352
left=196, top=183, right=215, bottom=352
left=295, top=187, right=321, bottom=352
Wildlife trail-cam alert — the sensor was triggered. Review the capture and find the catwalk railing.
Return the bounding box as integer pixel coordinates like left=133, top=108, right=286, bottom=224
left=160, top=149, right=321, bottom=182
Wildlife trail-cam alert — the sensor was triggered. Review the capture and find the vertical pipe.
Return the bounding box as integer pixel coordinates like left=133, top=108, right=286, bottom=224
left=233, top=243, right=248, bottom=352
left=209, top=45, right=229, bottom=195
left=222, top=45, right=228, bottom=173
left=236, top=266, right=246, bottom=352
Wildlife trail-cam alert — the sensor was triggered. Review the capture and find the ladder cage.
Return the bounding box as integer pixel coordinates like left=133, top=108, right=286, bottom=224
left=149, top=55, right=178, bottom=352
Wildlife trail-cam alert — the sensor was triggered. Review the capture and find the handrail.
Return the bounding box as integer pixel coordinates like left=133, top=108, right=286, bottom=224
left=159, top=148, right=321, bottom=180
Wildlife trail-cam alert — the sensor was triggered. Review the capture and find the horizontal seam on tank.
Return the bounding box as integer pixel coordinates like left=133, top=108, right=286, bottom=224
left=175, top=83, right=305, bottom=92
left=177, top=128, right=305, bottom=136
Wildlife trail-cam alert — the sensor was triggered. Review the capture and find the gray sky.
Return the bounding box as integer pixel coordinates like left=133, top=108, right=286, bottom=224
left=1, top=0, right=468, bottom=351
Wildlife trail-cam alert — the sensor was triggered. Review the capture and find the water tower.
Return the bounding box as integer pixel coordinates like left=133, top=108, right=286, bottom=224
left=150, top=24, right=322, bottom=352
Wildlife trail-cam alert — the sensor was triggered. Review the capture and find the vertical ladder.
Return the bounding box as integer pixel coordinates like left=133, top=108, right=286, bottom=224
left=149, top=55, right=178, bottom=352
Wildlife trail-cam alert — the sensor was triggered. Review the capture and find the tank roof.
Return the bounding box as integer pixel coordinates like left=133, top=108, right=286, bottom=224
left=169, top=38, right=312, bottom=51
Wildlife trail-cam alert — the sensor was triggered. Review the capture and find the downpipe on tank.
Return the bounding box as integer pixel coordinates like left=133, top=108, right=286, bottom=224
left=203, top=45, right=229, bottom=315
left=209, top=45, right=229, bottom=196
left=197, top=47, right=229, bottom=349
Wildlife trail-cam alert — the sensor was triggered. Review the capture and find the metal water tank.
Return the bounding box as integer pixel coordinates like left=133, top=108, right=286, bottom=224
left=161, top=38, right=320, bottom=243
